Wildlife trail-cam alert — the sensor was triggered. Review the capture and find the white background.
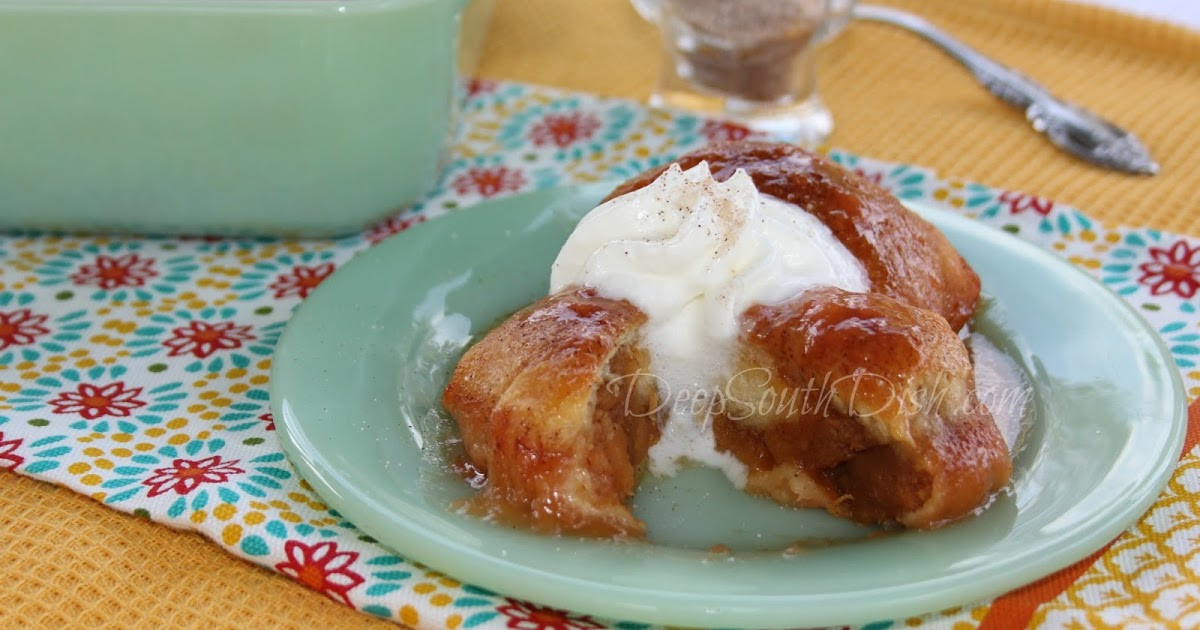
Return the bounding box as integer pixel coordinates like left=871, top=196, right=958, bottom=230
left=1071, top=0, right=1200, bottom=30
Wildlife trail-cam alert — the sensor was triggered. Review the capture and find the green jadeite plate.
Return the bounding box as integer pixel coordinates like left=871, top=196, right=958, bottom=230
left=270, top=183, right=1186, bottom=628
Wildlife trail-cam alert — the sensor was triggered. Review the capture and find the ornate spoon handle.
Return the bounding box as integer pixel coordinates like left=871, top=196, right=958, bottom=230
left=854, top=4, right=1158, bottom=175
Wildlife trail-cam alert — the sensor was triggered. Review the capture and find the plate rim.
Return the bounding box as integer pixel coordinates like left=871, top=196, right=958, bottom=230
left=270, top=184, right=1187, bottom=628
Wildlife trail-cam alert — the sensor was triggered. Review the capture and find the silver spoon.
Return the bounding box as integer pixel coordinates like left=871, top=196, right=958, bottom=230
left=854, top=4, right=1159, bottom=175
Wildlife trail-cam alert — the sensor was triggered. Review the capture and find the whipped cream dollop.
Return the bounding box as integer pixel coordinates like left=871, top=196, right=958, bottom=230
left=550, top=162, right=869, bottom=487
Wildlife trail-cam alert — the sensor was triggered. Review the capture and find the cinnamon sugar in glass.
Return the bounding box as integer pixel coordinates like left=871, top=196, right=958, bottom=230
left=643, top=0, right=853, bottom=146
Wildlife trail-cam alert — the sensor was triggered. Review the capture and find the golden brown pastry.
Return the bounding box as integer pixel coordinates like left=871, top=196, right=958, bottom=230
left=441, top=142, right=1011, bottom=537
left=441, top=288, right=659, bottom=537
left=717, top=287, right=1011, bottom=529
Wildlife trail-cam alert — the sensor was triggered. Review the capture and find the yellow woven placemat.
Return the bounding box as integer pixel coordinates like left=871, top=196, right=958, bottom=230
left=3, top=0, right=1197, bottom=628
left=477, top=0, right=1200, bottom=233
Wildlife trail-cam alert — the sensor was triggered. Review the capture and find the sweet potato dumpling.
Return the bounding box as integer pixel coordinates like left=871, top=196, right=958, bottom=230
left=441, top=288, right=660, bottom=537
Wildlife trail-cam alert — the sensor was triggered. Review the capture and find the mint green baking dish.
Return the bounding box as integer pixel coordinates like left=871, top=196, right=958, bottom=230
left=0, top=0, right=472, bottom=236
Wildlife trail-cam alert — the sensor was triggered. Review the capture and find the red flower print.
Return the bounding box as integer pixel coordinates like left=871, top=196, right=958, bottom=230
left=365, top=214, right=427, bottom=245
left=162, top=321, right=256, bottom=359
left=1138, top=240, right=1200, bottom=298
left=851, top=167, right=885, bottom=187
left=269, top=263, right=335, bottom=300
left=496, top=598, right=605, bottom=630
left=700, top=119, right=755, bottom=143
left=70, top=253, right=158, bottom=290
left=274, top=541, right=365, bottom=607
left=142, top=455, right=246, bottom=498
left=998, top=190, right=1054, bottom=216
left=49, top=381, right=147, bottom=420
left=0, top=432, right=24, bottom=472
left=259, top=412, right=276, bottom=431
left=528, top=112, right=602, bottom=149
left=451, top=167, right=527, bottom=198
left=0, top=309, right=50, bottom=351
left=465, top=78, right=498, bottom=99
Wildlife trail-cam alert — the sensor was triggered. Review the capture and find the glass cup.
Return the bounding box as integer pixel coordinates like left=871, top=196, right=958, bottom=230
left=634, top=0, right=855, bottom=147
